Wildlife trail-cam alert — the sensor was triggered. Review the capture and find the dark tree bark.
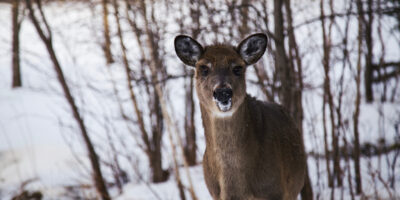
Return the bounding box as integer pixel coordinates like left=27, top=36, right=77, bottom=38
left=149, top=93, right=167, bottom=183
left=274, top=0, right=292, bottom=110
left=353, top=36, right=363, bottom=195
left=322, top=94, right=333, bottom=187
left=274, top=0, right=313, bottom=199
left=12, top=0, right=22, bottom=88
left=182, top=0, right=201, bottom=166
left=364, top=0, right=374, bottom=102
left=283, top=0, right=313, bottom=198
left=25, top=1, right=110, bottom=199
left=183, top=74, right=197, bottom=166
left=102, top=0, right=114, bottom=64
left=354, top=0, right=365, bottom=194
left=239, top=0, right=250, bottom=37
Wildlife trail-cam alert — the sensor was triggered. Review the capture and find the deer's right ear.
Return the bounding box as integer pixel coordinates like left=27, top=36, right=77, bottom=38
left=174, top=35, right=203, bottom=67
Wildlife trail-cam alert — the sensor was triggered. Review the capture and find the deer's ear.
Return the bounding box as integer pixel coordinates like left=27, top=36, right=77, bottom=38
left=174, top=35, right=203, bottom=67
left=237, top=33, right=268, bottom=65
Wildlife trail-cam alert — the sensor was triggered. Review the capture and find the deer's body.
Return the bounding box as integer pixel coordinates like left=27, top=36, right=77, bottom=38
left=202, top=96, right=305, bottom=200
left=175, top=34, right=306, bottom=200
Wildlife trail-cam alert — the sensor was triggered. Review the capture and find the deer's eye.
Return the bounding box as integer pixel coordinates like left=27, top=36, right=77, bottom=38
left=199, top=65, right=209, bottom=77
left=232, top=66, right=243, bottom=76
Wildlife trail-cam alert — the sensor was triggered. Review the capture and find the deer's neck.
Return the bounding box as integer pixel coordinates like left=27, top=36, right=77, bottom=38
left=201, top=96, right=251, bottom=159
left=201, top=96, right=254, bottom=196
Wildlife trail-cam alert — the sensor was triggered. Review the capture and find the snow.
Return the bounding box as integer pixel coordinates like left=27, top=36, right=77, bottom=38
left=0, top=0, right=399, bottom=199
left=115, top=166, right=211, bottom=200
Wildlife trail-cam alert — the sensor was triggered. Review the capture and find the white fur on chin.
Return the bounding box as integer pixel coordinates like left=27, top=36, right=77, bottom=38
left=213, top=98, right=237, bottom=118
left=213, top=109, right=236, bottom=118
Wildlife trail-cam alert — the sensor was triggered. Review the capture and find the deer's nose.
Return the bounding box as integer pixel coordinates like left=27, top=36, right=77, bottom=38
left=213, top=88, right=233, bottom=104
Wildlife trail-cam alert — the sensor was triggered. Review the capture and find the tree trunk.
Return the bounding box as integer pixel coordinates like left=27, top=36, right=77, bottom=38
left=137, top=1, right=198, bottom=198
left=274, top=0, right=313, bottom=199
left=12, top=0, right=22, bottom=88
left=183, top=0, right=200, bottom=166
left=150, top=93, right=168, bottom=182
left=102, top=0, right=114, bottom=64
left=364, top=0, right=374, bottom=102
left=239, top=0, right=249, bottom=37
left=149, top=144, right=167, bottom=183
left=354, top=0, right=365, bottom=194
left=322, top=97, right=333, bottom=187
left=274, top=0, right=292, bottom=110
left=25, top=1, right=110, bottom=199
left=184, top=75, right=197, bottom=166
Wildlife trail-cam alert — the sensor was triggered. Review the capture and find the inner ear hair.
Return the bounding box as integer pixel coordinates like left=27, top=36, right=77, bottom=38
left=174, top=35, right=203, bottom=66
left=237, top=33, right=268, bottom=65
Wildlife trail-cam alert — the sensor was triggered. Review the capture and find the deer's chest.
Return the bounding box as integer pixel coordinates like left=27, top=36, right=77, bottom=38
left=212, top=125, right=256, bottom=194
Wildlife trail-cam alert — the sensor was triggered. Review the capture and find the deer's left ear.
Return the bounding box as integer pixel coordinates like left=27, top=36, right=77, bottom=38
left=237, top=33, right=268, bottom=65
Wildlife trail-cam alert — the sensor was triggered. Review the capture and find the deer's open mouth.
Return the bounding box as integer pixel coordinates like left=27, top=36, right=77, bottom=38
left=214, top=98, right=232, bottom=112
left=213, top=87, right=233, bottom=112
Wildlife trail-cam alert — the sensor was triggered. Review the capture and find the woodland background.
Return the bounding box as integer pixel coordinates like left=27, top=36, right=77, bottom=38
left=0, top=0, right=399, bottom=199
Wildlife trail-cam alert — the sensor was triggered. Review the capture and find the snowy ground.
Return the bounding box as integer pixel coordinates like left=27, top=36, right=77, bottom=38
left=0, top=1, right=399, bottom=200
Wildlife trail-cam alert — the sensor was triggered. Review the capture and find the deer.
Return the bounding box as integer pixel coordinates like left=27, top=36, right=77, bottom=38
left=174, top=33, right=306, bottom=200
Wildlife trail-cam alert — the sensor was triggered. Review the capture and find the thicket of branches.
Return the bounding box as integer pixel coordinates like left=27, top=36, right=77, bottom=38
left=5, top=0, right=400, bottom=199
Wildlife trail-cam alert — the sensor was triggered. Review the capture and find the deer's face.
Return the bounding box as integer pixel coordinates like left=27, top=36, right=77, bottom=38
left=175, top=34, right=268, bottom=117
left=193, top=47, right=247, bottom=116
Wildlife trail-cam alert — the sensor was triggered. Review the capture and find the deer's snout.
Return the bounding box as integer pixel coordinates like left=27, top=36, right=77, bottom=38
left=213, top=88, right=233, bottom=104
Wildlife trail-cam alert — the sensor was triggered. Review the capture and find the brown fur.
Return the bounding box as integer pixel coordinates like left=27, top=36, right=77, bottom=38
left=196, top=46, right=305, bottom=200
left=175, top=34, right=306, bottom=200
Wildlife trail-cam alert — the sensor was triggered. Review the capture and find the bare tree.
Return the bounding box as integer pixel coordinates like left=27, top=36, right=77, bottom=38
left=122, top=0, right=168, bottom=183
left=363, top=0, right=374, bottom=102
left=133, top=0, right=198, bottom=199
left=183, top=0, right=202, bottom=166
left=25, top=1, right=110, bottom=199
left=11, top=0, right=23, bottom=88
left=102, top=0, right=114, bottom=64
left=274, top=0, right=313, bottom=198
left=354, top=0, right=365, bottom=194
left=283, top=1, right=314, bottom=199
left=320, top=0, right=343, bottom=190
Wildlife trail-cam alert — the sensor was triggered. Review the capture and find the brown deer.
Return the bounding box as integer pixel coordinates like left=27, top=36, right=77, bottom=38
left=174, top=33, right=306, bottom=200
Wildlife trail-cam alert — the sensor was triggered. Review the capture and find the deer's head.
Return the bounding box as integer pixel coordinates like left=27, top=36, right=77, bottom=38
left=175, top=33, right=268, bottom=117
